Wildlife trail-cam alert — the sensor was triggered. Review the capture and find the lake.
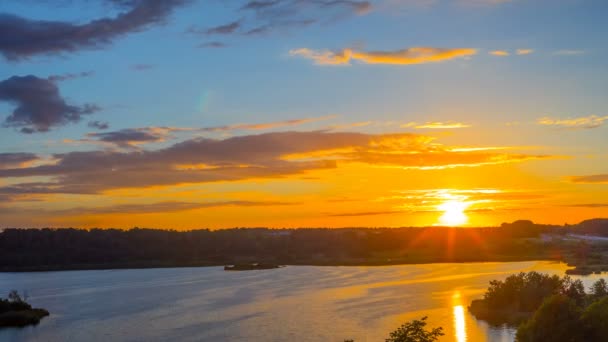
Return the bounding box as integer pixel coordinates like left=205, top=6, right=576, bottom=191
left=0, top=261, right=603, bottom=341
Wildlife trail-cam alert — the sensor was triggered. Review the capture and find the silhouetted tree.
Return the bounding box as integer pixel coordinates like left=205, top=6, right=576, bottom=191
left=581, top=296, right=608, bottom=340
left=589, top=279, right=608, bottom=300
left=7, top=290, right=24, bottom=303
left=482, top=272, right=564, bottom=312
left=516, top=295, right=583, bottom=342
left=385, top=316, right=444, bottom=342
left=562, top=277, right=586, bottom=306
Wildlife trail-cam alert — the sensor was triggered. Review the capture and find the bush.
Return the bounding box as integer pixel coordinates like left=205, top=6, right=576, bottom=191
left=516, top=295, right=584, bottom=342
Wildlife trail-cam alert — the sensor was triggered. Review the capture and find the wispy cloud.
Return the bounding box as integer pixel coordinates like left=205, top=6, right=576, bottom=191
left=564, top=203, right=608, bottom=208
left=188, top=0, right=370, bottom=44
left=199, top=41, right=227, bottom=49
left=401, top=121, right=472, bottom=129
left=328, top=210, right=404, bottom=217
left=568, top=174, right=608, bottom=184
left=516, top=49, right=534, bottom=55
left=88, top=121, right=109, bottom=130
left=458, top=0, right=514, bottom=6
left=48, top=71, right=94, bottom=82
left=290, top=47, right=477, bottom=66
left=537, top=115, right=608, bottom=129
left=54, top=200, right=296, bottom=216
left=130, top=64, right=155, bottom=71
left=69, top=116, right=338, bottom=149
left=489, top=50, right=510, bottom=57
left=554, top=50, right=586, bottom=56
left=199, top=21, right=241, bottom=35
left=199, top=115, right=337, bottom=132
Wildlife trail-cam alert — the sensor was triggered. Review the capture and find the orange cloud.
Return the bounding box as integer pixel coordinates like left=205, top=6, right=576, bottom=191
left=516, top=49, right=534, bottom=55
left=1, top=131, right=556, bottom=197
left=489, top=50, right=510, bottom=56
left=568, top=174, right=608, bottom=184
left=290, top=47, right=477, bottom=66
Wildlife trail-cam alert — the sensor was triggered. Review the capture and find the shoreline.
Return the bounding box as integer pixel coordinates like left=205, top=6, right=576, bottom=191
left=0, top=256, right=567, bottom=273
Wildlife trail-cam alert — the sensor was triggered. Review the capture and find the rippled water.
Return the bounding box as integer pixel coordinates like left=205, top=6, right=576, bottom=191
left=0, top=261, right=602, bottom=342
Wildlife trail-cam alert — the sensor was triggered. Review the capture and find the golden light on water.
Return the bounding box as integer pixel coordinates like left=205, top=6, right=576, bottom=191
left=438, top=200, right=469, bottom=226
left=452, top=291, right=467, bottom=342
left=453, top=305, right=467, bottom=342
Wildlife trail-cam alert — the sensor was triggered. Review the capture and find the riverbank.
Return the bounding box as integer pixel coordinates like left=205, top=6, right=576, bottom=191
left=0, top=254, right=562, bottom=273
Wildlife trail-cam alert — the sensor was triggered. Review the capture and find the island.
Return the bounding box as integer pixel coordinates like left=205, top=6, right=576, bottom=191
left=224, top=263, right=283, bottom=271
left=0, top=291, right=49, bottom=328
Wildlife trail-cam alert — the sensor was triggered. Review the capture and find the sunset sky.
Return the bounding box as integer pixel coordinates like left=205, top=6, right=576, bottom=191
left=1, top=0, right=607, bottom=228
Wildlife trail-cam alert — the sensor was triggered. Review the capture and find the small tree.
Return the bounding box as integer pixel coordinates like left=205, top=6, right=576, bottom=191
left=7, top=290, right=24, bottom=303
left=385, top=317, right=444, bottom=342
left=590, top=279, right=608, bottom=299
left=562, top=277, right=586, bottom=306
left=581, top=296, right=608, bottom=340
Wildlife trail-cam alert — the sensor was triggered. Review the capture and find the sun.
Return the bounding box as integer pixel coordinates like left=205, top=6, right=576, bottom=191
left=438, top=200, right=469, bottom=226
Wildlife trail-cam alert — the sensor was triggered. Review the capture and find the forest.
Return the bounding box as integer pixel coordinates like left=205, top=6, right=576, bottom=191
left=0, top=219, right=606, bottom=272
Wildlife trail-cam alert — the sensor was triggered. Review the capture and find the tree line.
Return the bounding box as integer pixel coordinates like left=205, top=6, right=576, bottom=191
left=0, top=219, right=606, bottom=271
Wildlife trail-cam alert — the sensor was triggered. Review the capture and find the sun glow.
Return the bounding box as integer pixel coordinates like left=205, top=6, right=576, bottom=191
left=438, top=200, right=469, bottom=226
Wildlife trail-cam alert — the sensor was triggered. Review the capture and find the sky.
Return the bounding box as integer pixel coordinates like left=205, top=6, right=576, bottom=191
left=0, top=0, right=607, bottom=229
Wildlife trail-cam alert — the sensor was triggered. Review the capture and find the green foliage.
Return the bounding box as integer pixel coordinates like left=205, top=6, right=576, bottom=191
left=562, top=277, right=586, bottom=306
left=483, top=272, right=565, bottom=312
left=385, top=317, right=444, bottom=342
left=581, top=297, right=608, bottom=340
left=516, top=295, right=584, bottom=342
left=589, top=279, right=608, bottom=299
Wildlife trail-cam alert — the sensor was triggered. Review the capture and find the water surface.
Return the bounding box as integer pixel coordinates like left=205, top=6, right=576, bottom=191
left=0, top=261, right=601, bottom=341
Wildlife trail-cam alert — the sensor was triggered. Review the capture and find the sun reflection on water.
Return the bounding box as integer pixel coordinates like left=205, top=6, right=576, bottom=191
left=453, top=305, right=467, bottom=342
left=452, top=291, right=467, bottom=342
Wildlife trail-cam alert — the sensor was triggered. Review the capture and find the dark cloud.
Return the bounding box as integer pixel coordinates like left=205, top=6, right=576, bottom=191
left=88, top=120, right=110, bottom=130
left=241, top=0, right=280, bottom=10
left=202, top=21, right=241, bottom=35
left=318, top=0, right=372, bottom=15
left=48, top=71, right=94, bottom=82
left=0, top=0, right=188, bottom=61
left=74, top=116, right=335, bottom=148
left=0, top=153, right=39, bottom=169
left=0, top=131, right=554, bottom=196
left=569, top=174, right=608, bottom=184
left=84, top=127, right=170, bottom=148
left=189, top=0, right=370, bottom=42
left=0, top=75, right=100, bottom=133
